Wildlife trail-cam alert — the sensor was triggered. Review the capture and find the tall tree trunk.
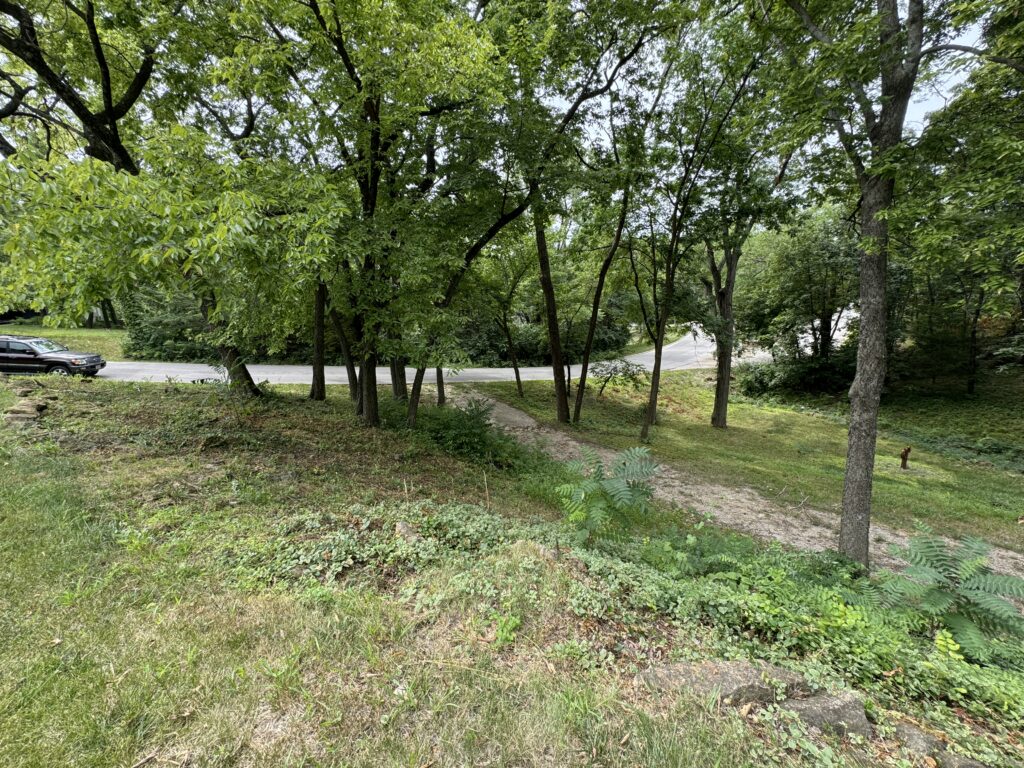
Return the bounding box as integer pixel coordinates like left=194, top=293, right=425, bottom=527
left=310, top=281, right=327, bottom=401
left=407, top=366, right=427, bottom=427
left=819, top=309, right=834, bottom=359
left=501, top=317, right=524, bottom=397
left=328, top=307, right=360, bottom=402
left=436, top=367, right=446, bottom=406
left=574, top=188, right=630, bottom=423
left=839, top=177, right=893, bottom=567
left=100, top=300, right=113, bottom=328
left=966, top=289, right=984, bottom=395
left=641, top=313, right=670, bottom=442
left=360, top=354, right=380, bottom=427
left=711, top=318, right=734, bottom=429
left=102, top=299, right=118, bottom=327
left=390, top=358, right=408, bottom=400
left=534, top=204, right=570, bottom=423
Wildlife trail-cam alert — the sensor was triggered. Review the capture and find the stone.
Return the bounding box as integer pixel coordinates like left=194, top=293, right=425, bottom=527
left=639, top=660, right=810, bottom=706
left=26, top=401, right=47, bottom=412
left=13, top=387, right=36, bottom=397
left=395, top=521, right=422, bottom=543
left=935, top=752, right=986, bottom=768
left=3, top=413, right=38, bottom=427
left=785, top=691, right=872, bottom=740
left=894, top=722, right=942, bottom=757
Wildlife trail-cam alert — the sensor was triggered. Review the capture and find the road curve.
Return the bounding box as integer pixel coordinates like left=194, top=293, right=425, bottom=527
left=97, top=334, right=729, bottom=385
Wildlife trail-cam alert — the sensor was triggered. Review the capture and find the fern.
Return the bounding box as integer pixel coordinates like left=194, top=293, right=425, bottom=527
left=878, top=528, right=1024, bottom=661
left=556, top=447, right=657, bottom=546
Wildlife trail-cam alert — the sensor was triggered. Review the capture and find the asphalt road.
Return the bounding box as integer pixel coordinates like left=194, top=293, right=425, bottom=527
left=97, top=334, right=730, bottom=385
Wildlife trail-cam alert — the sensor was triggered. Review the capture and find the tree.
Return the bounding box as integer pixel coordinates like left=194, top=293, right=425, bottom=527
left=759, top=0, right=1024, bottom=568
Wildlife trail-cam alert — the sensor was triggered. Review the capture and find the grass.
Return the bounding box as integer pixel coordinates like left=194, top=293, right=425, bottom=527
left=0, top=378, right=783, bottom=768
left=480, top=371, right=1024, bottom=551
left=0, top=321, right=127, bottom=360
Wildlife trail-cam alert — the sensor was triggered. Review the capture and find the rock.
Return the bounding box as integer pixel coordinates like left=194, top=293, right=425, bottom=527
left=785, top=690, right=872, bottom=740
left=894, top=722, right=942, bottom=757
left=639, top=660, right=810, bottom=706
left=395, top=521, right=421, bottom=543
left=13, top=387, right=36, bottom=397
left=3, top=413, right=38, bottom=427
left=26, top=401, right=47, bottom=412
left=935, top=752, right=985, bottom=768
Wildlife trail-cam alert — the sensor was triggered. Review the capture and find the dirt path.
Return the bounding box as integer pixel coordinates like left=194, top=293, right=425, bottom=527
left=454, top=389, right=1024, bottom=576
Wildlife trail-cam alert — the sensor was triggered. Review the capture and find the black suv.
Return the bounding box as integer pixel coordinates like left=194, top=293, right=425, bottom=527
left=0, top=334, right=106, bottom=376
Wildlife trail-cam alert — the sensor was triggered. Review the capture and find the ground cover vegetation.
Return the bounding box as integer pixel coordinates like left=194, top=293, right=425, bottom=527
left=2, top=0, right=1023, bottom=568
left=2, top=376, right=1024, bottom=767
left=2, top=2, right=1024, bottom=763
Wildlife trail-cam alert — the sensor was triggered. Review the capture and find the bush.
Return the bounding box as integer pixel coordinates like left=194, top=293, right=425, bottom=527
left=737, top=345, right=857, bottom=396
left=588, top=358, right=649, bottom=396
left=404, top=398, right=533, bottom=470
left=116, top=287, right=214, bottom=362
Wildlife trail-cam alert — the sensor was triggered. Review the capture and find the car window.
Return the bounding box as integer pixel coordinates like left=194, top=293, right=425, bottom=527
left=8, top=341, right=31, bottom=353
left=29, top=339, right=67, bottom=353
left=0, top=341, right=7, bottom=352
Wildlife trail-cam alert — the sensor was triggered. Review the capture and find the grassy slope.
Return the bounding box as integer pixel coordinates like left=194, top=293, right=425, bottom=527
left=481, top=372, right=1024, bottom=551
left=0, top=322, right=127, bottom=360
left=0, top=380, right=776, bottom=768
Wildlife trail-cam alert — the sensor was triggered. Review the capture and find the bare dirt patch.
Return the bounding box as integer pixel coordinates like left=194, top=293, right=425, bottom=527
left=454, top=389, right=1024, bottom=576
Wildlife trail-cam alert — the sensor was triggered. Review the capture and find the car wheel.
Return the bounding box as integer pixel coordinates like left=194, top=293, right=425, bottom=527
left=47, top=364, right=71, bottom=376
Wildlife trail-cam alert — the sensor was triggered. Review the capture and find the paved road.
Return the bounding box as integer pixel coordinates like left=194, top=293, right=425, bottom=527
left=97, top=334, right=732, bottom=385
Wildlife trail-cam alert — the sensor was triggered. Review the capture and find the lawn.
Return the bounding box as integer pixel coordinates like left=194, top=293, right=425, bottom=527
left=0, top=321, right=127, bottom=361
left=481, top=371, right=1024, bottom=551
left=2, top=377, right=1022, bottom=767
left=0, top=379, right=776, bottom=768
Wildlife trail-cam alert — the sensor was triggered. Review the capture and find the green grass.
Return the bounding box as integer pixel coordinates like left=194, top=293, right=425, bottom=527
left=0, top=322, right=127, bottom=360
left=481, top=372, right=1024, bottom=551
left=0, top=379, right=783, bottom=768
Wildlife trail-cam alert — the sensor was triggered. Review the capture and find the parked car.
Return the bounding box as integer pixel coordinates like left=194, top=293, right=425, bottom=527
left=0, top=334, right=106, bottom=376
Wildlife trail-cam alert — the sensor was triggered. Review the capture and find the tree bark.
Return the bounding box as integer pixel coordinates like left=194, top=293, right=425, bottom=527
left=574, top=188, right=630, bottom=423
left=390, top=358, right=408, bottom=400
left=360, top=354, right=380, bottom=427
left=407, top=366, right=427, bottom=427
left=501, top=317, right=525, bottom=397
left=310, top=281, right=327, bottom=401
left=641, top=312, right=670, bottom=442
left=436, top=367, right=446, bottom=406
left=199, top=296, right=261, bottom=397
left=711, top=322, right=734, bottom=429
left=328, top=307, right=360, bottom=402
left=839, top=176, right=893, bottom=568
left=101, top=299, right=118, bottom=327
left=966, top=289, right=984, bottom=395
left=533, top=203, right=570, bottom=422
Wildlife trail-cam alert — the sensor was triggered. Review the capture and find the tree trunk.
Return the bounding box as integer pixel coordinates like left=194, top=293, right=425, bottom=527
left=711, top=320, right=734, bottom=429
left=502, top=317, right=524, bottom=397
left=102, top=299, right=118, bottom=327
left=967, top=290, right=984, bottom=395
left=534, top=204, right=570, bottom=423
left=199, top=296, right=261, bottom=397
left=310, top=281, right=327, bottom=401
left=819, top=309, right=833, bottom=359
left=100, top=300, right=113, bottom=328
left=436, top=367, right=446, bottom=406
left=360, top=354, right=380, bottom=427
left=641, top=313, right=669, bottom=442
left=839, top=177, right=893, bottom=568
left=390, top=358, right=408, bottom=400
left=574, top=188, right=629, bottom=423
left=328, top=308, right=360, bottom=402
left=407, top=366, right=427, bottom=427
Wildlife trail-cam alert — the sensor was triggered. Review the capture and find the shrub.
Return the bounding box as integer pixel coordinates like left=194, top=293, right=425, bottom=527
left=588, top=358, right=650, bottom=396
left=875, top=531, right=1024, bottom=662
left=413, top=398, right=531, bottom=470
left=736, top=345, right=857, bottom=396
left=557, top=447, right=657, bottom=545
